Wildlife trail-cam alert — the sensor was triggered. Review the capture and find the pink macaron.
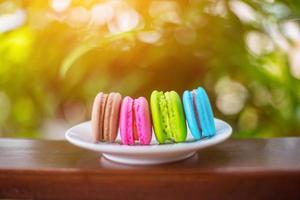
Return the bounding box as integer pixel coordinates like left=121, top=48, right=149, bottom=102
left=119, top=96, right=152, bottom=145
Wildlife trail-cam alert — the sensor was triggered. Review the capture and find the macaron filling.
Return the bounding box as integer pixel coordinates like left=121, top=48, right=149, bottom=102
left=103, top=94, right=113, bottom=140
left=125, top=97, right=134, bottom=144
left=165, top=92, right=176, bottom=140
left=132, top=105, right=139, bottom=141
left=192, top=90, right=202, bottom=134
left=134, top=100, right=146, bottom=144
left=98, top=93, right=108, bottom=141
left=158, top=92, right=173, bottom=141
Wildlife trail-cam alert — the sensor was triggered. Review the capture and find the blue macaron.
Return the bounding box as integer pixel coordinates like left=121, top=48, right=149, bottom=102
left=183, top=87, right=216, bottom=139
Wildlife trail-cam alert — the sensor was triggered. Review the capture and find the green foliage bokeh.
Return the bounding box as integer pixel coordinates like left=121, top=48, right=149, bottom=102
left=1, top=0, right=300, bottom=138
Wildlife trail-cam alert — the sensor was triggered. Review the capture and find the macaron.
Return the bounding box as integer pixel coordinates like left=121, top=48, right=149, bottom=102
left=183, top=87, right=216, bottom=139
left=150, top=90, right=187, bottom=144
left=119, top=96, right=152, bottom=145
left=91, top=92, right=122, bottom=143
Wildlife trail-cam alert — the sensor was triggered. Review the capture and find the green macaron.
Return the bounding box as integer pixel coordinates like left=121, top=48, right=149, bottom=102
left=150, top=90, right=187, bottom=144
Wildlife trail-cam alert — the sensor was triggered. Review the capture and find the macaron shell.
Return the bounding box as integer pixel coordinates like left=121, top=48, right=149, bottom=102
left=91, top=92, right=108, bottom=142
left=183, top=91, right=201, bottom=140
left=103, top=92, right=122, bottom=142
left=150, top=91, right=167, bottom=144
left=166, top=91, right=187, bottom=142
left=134, top=97, right=152, bottom=145
left=196, top=87, right=216, bottom=137
left=119, top=96, right=134, bottom=145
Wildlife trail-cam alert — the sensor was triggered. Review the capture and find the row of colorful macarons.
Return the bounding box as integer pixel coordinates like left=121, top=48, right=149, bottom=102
left=91, top=87, right=216, bottom=145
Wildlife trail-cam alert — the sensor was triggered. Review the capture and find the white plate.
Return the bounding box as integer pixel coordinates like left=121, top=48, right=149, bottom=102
left=65, top=118, right=232, bottom=165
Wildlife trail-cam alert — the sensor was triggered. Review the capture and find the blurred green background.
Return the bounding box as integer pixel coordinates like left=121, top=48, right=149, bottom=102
left=1, top=0, right=300, bottom=139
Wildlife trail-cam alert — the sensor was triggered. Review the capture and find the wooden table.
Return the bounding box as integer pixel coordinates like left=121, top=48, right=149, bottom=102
left=0, top=138, right=300, bottom=199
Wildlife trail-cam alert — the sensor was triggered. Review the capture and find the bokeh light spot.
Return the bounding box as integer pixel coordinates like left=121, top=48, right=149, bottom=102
left=204, top=0, right=227, bottom=18
left=0, top=9, right=26, bottom=33
left=138, top=30, right=161, bottom=44
left=266, top=23, right=290, bottom=52
left=245, top=31, right=274, bottom=56
left=51, top=0, right=71, bottom=12
left=149, top=1, right=181, bottom=24
left=288, top=45, right=300, bottom=79
left=108, top=6, right=140, bottom=34
left=66, top=7, right=90, bottom=28
left=229, top=0, right=257, bottom=24
left=282, top=21, right=300, bottom=43
left=91, top=3, right=114, bottom=26
left=215, top=77, right=248, bottom=115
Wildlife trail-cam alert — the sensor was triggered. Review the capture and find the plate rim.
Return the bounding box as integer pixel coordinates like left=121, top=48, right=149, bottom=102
left=65, top=118, right=232, bottom=155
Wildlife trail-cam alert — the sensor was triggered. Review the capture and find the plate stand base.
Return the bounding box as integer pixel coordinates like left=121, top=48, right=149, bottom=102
left=102, top=151, right=196, bottom=165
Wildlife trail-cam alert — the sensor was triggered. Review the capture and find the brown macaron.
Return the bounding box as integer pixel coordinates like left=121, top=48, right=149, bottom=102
left=91, top=92, right=122, bottom=142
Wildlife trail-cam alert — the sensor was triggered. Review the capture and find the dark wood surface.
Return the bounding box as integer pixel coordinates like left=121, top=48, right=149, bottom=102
left=0, top=137, right=300, bottom=199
